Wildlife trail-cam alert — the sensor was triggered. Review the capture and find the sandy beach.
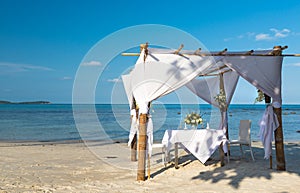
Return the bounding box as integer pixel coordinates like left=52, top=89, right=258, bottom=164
left=0, top=140, right=299, bottom=193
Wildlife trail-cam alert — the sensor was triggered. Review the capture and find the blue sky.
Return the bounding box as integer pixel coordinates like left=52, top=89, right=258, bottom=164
left=1, top=0, right=300, bottom=104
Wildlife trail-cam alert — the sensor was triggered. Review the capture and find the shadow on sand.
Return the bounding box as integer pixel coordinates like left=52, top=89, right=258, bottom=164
left=190, top=142, right=300, bottom=189
left=151, top=142, right=300, bottom=189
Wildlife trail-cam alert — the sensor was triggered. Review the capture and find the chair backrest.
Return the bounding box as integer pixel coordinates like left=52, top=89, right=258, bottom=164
left=238, top=120, right=251, bottom=143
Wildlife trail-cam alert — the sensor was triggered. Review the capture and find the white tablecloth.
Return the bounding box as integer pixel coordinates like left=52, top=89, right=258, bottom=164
left=162, top=129, right=226, bottom=164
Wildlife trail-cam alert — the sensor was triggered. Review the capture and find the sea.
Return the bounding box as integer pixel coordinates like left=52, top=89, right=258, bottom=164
left=0, top=104, right=299, bottom=142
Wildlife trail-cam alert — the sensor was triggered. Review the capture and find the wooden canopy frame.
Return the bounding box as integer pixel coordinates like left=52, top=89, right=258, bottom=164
left=123, top=44, right=299, bottom=181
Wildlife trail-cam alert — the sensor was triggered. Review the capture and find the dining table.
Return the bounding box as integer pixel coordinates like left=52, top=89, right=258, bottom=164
left=161, top=128, right=227, bottom=168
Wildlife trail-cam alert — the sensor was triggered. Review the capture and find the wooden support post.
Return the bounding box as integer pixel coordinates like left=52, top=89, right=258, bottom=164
left=175, top=143, right=179, bottom=169
left=272, top=46, right=286, bottom=171
left=274, top=107, right=286, bottom=170
left=137, top=113, right=148, bottom=181
left=130, top=134, right=137, bottom=161
left=219, top=73, right=230, bottom=157
left=219, top=73, right=228, bottom=138
left=219, top=143, right=225, bottom=166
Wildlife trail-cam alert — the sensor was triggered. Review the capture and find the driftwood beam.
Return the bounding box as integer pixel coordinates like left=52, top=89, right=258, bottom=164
left=122, top=52, right=300, bottom=57
left=121, top=44, right=299, bottom=57
left=174, top=44, right=184, bottom=54
left=245, top=50, right=254, bottom=55
left=218, top=48, right=228, bottom=55
left=194, top=48, right=201, bottom=55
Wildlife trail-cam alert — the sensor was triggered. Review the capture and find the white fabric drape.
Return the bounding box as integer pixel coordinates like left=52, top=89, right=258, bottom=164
left=128, top=109, right=138, bottom=146
left=185, top=70, right=239, bottom=109
left=185, top=70, right=239, bottom=133
left=127, top=49, right=221, bottom=155
left=224, top=53, right=283, bottom=105
left=258, top=105, right=279, bottom=159
left=131, top=49, right=222, bottom=114
left=121, top=74, right=133, bottom=109
left=127, top=109, right=154, bottom=157
left=147, top=115, right=153, bottom=156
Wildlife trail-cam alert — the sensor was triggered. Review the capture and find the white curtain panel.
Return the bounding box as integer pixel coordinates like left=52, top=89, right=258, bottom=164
left=259, top=105, right=279, bottom=159
left=130, top=49, right=222, bottom=114
left=185, top=70, right=239, bottom=108
left=121, top=74, right=133, bottom=109
left=224, top=52, right=283, bottom=105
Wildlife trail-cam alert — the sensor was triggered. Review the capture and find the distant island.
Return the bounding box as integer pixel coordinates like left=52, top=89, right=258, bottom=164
left=0, top=100, right=51, bottom=104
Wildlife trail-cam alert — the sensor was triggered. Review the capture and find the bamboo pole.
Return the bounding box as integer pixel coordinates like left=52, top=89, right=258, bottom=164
left=122, top=53, right=140, bottom=56
left=219, top=73, right=229, bottom=140
left=174, top=44, right=184, bottom=54
left=137, top=113, right=147, bottom=181
left=122, top=52, right=300, bottom=57
left=219, top=73, right=226, bottom=165
left=272, top=46, right=286, bottom=171
left=193, top=48, right=201, bottom=55
left=122, top=44, right=299, bottom=58
left=175, top=143, right=179, bottom=169
left=218, top=48, right=228, bottom=55
left=136, top=43, right=150, bottom=181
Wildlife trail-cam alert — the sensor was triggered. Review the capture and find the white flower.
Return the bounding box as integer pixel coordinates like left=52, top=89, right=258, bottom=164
left=184, top=112, right=203, bottom=126
left=214, top=89, right=227, bottom=110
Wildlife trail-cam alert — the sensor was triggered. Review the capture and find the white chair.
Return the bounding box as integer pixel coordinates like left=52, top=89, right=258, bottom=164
left=229, top=120, right=255, bottom=161
left=152, top=143, right=168, bottom=166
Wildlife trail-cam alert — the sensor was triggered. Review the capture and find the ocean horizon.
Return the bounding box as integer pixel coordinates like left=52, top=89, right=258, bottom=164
left=0, top=103, right=299, bottom=143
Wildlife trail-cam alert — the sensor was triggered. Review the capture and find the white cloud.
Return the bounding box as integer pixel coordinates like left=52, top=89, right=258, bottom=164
left=107, top=78, right=122, bottom=83
left=270, top=28, right=290, bottom=38
left=0, top=62, right=53, bottom=72
left=255, top=33, right=272, bottom=41
left=81, top=60, right=102, bottom=66
left=223, top=32, right=255, bottom=42
left=224, top=37, right=233, bottom=42
left=61, top=76, right=72, bottom=80
left=256, top=28, right=291, bottom=41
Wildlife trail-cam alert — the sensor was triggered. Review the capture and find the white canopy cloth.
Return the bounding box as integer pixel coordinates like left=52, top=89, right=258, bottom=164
left=121, top=74, right=134, bottom=110
left=130, top=48, right=222, bottom=114
left=185, top=68, right=239, bottom=108
left=224, top=53, right=283, bottom=105
left=185, top=70, right=239, bottom=133
left=258, top=105, right=279, bottom=159
left=128, top=109, right=138, bottom=146
left=162, top=129, right=226, bottom=164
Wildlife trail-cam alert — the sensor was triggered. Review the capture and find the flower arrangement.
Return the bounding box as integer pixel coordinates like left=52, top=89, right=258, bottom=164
left=254, top=89, right=265, bottom=103
left=184, top=112, right=203, bottom=127
left=214, top=89, right=227, bottom=110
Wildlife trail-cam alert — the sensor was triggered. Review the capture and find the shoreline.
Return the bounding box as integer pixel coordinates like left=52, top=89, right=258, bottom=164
left=1, top=138, right=300, bottom=145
